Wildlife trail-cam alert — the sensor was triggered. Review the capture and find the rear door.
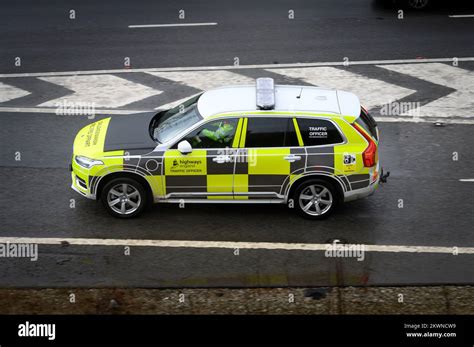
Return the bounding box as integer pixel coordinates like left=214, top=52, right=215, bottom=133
left=235, top=116, right=305, bottom=199
left=163, top=117, right=242, bottom=199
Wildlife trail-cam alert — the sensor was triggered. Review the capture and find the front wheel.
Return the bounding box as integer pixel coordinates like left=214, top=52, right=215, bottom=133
left=293, top=179, right=339, bottom=220
left=101, top=177, right=148, bottom=218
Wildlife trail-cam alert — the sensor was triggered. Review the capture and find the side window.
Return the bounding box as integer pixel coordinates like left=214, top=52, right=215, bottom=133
left=297, top=118, right=343, bottom=146
left=175, top=118, right=238, bottom=149
left=245, top=117, right=299, bottom=148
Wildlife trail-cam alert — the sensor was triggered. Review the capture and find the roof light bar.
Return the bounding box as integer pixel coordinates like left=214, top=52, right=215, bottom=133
left=256, top=77, right=275, bottom=110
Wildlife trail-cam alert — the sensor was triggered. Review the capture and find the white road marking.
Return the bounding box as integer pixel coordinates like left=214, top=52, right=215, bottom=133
left=154, top=93, right=202, bottom=110
left=1, top=57, right=473, bottom=78
left=38, top=75, right=162, bottom=108
left=148, top=70, right=255, bottom=92
left=0, top=106, right=146, bottom=115
left=0, top=237, right=472, bottom=255
left=128, top=22, right=217, bottom=28
left=0, top=107, right=473, bottom=124
left=372, top=116, right=474, bottom=125
left=459, top=178, right=474, bottom=182
left=449, top=14, right=474, bottom=18
left=0, top=82, right=30, bottom=103
left=267, top=67, right=415, bottom=110
left=379, top=63, right=474, bottom=119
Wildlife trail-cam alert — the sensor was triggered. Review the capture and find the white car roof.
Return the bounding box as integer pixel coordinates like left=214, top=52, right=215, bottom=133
left=197, top=84, right=361, bottom=118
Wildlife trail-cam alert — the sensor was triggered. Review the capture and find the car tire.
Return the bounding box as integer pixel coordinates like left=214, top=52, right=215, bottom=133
left=293, top=179, right=339, bottom=220
left=101, top=177, right=148, bottom=218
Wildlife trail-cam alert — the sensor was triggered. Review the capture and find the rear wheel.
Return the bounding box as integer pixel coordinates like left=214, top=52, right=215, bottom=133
left=293, top=179, right=339, bottom=220
left=101, top=177, right=147, bottom=218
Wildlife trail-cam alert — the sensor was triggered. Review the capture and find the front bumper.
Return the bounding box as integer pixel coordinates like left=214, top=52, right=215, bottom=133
left=71, top=168, right=96, bottom=200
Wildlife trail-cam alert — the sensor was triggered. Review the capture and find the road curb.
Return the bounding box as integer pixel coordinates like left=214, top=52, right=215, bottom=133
left=0, top=286, right=472, bottom=314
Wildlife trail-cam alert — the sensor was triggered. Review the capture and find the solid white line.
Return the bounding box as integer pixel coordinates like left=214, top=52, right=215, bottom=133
left=449, top=14, right=474, bottom=18
left=0, top=107, right=472, bottom=124
left=459, top=178, right=474, bottom=182
left=1, top=57, right=474, bottom=78
left=372, top=116, right=474, bottom=125
left=0, top=237, right=472, bottom=254
left=128, top=22, right=217, bottom=28
left=0, top=107, right=147, bottom=115
left=0, top=107, right=473, bottom=124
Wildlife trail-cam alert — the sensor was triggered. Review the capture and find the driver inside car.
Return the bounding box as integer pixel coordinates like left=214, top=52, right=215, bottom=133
left=196, top=120, right=235, bottom=146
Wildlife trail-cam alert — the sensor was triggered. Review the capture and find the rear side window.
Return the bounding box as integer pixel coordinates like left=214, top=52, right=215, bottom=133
left=296, top=118, right=343, bottom=146
left=245, top=117, right=299, bottom=148
left=356, top=108, right=378, bottom=140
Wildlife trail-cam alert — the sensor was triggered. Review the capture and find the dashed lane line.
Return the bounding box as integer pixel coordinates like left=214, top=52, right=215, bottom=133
left=0, top=237, right=473, bottom=254
left=128, top=22, right=218, bottom=28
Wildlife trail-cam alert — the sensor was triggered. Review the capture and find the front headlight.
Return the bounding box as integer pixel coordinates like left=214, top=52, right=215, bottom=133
left=74, top=155, right=103, bottom=168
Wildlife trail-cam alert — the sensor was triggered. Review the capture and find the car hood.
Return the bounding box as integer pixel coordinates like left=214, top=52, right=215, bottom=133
left=73, top=112, right=157, bottom=157
left=104, top=112, right=157, bottom=152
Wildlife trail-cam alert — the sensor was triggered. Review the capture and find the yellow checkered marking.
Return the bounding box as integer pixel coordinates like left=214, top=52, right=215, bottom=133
left=248, top=148, right=290, bottom=175
left=233, top=174, right=249, bottom=200
left=207, top=174, right=233, bottom=200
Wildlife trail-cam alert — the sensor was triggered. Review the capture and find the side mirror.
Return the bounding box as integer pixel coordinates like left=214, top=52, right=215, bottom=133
left=177, top=140, right=192, bottom=155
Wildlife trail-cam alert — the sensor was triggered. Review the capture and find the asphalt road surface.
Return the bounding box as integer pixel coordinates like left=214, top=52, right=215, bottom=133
left=1, top=0, right=474, bottom=72
left=0, top=0, right=473, bottom=287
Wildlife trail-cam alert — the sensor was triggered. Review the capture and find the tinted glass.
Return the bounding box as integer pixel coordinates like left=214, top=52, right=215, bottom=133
left=297, top=118, right=343, bottom=146
left=176, top=118, right=238, bottom=149
left=357, top=108, right=378, bottom=140
left=245, top=117, right=299, bottom=147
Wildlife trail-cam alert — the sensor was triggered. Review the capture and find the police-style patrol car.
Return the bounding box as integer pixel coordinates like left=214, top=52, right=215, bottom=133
left=71, top=78, right=383, bottom=219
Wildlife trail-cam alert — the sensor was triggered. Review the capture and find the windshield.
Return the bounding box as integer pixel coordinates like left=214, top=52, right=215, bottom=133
left=152, top=94, right=203, bottom=143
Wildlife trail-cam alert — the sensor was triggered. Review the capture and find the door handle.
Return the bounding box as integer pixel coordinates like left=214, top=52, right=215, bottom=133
left=212, top=155, right=231, bottom=164
left=284, top=155, right=301, bottom=163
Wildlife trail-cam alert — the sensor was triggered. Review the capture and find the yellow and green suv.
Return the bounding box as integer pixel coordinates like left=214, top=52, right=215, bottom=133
left=71, top=78, right=383, bottom=219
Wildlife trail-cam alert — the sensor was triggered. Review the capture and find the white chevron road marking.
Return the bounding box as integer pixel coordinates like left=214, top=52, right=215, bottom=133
left=379, top=63, right=474, bottom=118
left=0, top=82, right=30, bottom=103
left=1, top=57, right=473, bottom=78
left=38, top=74, right=162, bottom=108
left=0, top=236, right=473, bottom=255
left=154, top=93, right=202, bottom=110
left=266, top=67, right=415, bottom=110
left=147, top=70, right=255, bottom=91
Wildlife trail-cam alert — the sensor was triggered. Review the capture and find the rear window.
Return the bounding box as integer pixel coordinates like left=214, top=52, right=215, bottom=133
left=296, top=118, right=344, bottom=146
left=356, top=108, right=378, bottom=140
left=245, top=117, right=299, bottom=148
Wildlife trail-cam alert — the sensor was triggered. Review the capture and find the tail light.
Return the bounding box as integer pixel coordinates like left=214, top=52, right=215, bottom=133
left=352, top=122, right=377, bottom=167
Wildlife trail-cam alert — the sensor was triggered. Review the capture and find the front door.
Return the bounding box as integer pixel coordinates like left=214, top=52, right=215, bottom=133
left=163, top=117, right=241, bottom=199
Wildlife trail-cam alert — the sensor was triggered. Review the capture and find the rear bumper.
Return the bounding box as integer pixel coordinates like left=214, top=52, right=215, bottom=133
left=344, top=178, right=379, bottom=202
left=344, top=163, right=382, bottom=202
